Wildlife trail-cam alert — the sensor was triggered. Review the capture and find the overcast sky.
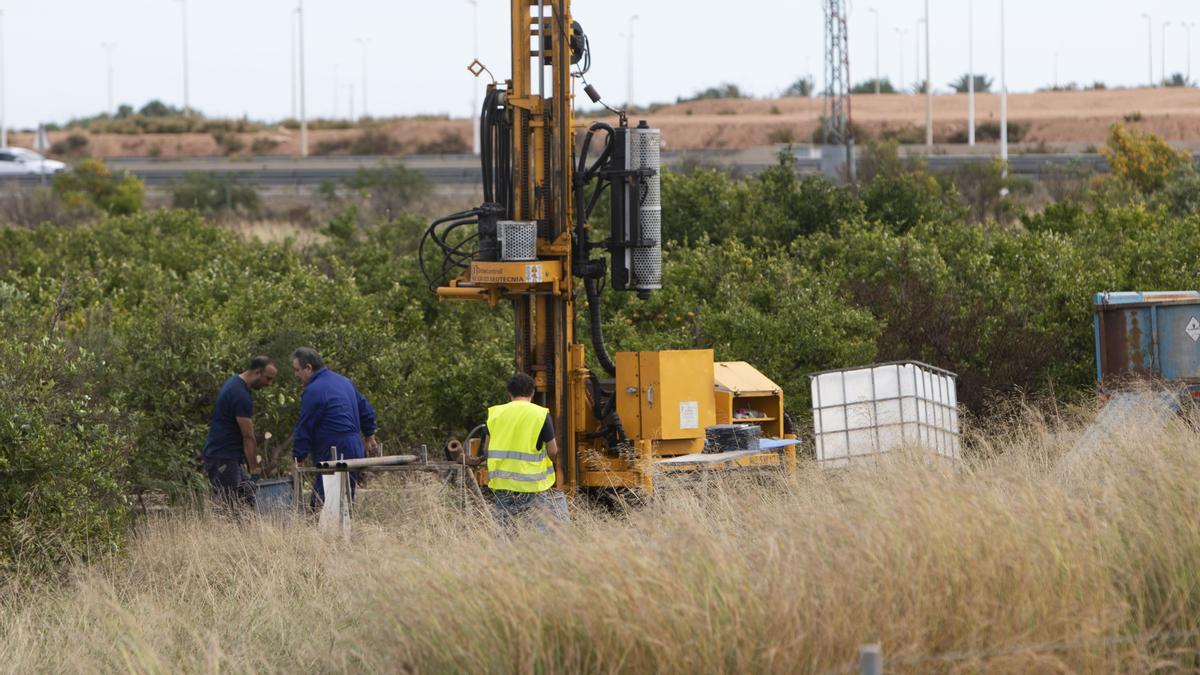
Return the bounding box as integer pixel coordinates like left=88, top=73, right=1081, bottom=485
left=3, top=0, right=1197, bottom=128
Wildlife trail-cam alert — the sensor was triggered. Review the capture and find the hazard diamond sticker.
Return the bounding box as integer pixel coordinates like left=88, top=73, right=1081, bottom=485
left=1187, top=317, right=1200, bottom=342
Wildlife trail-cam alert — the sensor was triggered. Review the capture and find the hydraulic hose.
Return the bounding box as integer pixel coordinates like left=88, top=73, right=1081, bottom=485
left=585, top=277, right=616, bottom=376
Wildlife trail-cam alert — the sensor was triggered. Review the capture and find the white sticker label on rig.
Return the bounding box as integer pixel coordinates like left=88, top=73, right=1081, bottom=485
left=679, top=401, right=699, bottom=430
left=1188, top=317, right=1200, bottom=342
left=525, top=264, right=543, bottom=283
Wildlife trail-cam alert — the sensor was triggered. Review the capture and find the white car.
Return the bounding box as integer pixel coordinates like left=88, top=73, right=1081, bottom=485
left=0, top=148, right=66, bottom=175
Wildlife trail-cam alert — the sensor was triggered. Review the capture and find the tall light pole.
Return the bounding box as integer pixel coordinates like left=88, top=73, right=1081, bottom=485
left=469, top=0, right=480, bottom=155
left=868, top=8, right=880, bottom=93
left=0, top=10, right=7, bottom=148
left=101, top=43, right=116, bottom=116
left=1187, top=22, right=1196, bottom=84
left=915, top=18, right=923, bottom=93
left=626, top=14, right=639, bottom=109
left=290, top=9, right=298, bottom=119
left=356, top=38, right=370, bottom=119
left=895, top=27, right=907, bottom=93
left=1162, top=21, right=1171, bottom=85
left=1000, top=0, right=1008, bottom=177
left=1054, top=51, right=1060, bottom=89
left=176, top=0, right=190, bottom=113
left=1142, top=13, right=1154, bottom=87
left=968, top=0, right=975, bottom=145
left=333, top=64, right=341, bottom=118
left=924, top=0, right=932, bottom=147
left=298, top=0, right=308, bottom=156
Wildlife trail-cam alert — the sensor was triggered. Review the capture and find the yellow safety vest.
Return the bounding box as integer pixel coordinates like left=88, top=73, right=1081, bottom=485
left=487, top=400, right=556, bottom=493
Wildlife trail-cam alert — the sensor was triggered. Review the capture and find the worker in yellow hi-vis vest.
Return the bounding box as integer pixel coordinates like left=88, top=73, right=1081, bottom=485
left=469, top=373, right=570, bottom=528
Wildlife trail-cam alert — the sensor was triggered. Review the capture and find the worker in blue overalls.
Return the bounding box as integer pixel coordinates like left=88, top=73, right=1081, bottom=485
left=290, top=347, right=380, bottom=508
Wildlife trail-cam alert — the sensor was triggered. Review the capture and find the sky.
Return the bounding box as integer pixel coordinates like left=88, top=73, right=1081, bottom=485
left=1, top=0, right=1197, bottom=128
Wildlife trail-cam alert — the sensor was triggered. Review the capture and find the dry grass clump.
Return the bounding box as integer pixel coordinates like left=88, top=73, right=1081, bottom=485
left=3, top=402, right=1200, bottom=673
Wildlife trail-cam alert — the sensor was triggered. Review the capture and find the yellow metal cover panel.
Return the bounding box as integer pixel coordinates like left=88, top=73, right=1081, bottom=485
left=639, top=350, right=716, bottom=441
left=615, top=352, right=643, bottom=440
left=469, top=261, right=563, bottom=285
left=714, top=361, right=782, bottom=396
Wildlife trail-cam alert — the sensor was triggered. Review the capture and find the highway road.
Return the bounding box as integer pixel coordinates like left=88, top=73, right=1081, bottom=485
left=0, top=147, right=1133, bottom=189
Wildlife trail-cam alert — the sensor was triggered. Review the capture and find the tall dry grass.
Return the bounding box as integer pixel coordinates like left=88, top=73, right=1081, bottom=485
left=3, top=401, right=1200, bottom=673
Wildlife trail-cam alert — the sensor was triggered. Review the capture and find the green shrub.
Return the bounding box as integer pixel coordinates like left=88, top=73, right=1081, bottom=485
left=211, top=130, right=245, bottom=156
left=415, top=130, right=469, bottom=155
left=314, top=138, right=353, bottom=156
left=1103, top=123, right=1192, bottom=194
left=250, top=136, right=281, bottom=155
left=170, top=173, right=261, bottom=214
left=351, top=129, right=402, bottom=155
left=342, top=161, right=431, bottom=219
left=0, top=336, right=131, bottom=574
left=49, top=133, right=90, bottom=158
left=51, top=159, right=145, bottom=216
left=972, top=121, right=1027, bottom=143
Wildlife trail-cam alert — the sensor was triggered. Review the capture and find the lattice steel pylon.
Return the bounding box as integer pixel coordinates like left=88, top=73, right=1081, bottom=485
left=823, top=0, right=852, bottom=150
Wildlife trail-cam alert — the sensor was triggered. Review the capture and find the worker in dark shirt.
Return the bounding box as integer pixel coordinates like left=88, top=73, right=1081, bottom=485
left=202, top=355, right=278, bottom=508
left=290, top=347, right=380, bottom=507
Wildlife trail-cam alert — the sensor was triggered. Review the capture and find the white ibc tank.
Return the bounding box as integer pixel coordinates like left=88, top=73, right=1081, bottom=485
left=810, top=362, right=960, bottom=468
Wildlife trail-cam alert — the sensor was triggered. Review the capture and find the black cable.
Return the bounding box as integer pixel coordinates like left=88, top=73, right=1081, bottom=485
left=420, top=209, right=485, bottom=289
left=585, top=277, right=616, bottom=376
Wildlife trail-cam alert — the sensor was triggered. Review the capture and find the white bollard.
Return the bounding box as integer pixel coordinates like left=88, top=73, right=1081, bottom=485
left=859, top=644, right=883, bottom=675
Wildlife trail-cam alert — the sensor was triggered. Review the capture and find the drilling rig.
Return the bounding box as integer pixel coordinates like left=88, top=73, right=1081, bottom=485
left=422, top=0, right=798, bottom=496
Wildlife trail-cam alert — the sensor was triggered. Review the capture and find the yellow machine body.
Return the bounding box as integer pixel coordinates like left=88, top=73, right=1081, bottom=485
left=439, top=0, right=794, bottom=494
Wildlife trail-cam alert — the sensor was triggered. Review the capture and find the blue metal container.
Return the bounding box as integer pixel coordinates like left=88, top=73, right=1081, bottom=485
left=254, top=478, right=295, bottom=518
left=1093, top=291, right=1200, bottom=389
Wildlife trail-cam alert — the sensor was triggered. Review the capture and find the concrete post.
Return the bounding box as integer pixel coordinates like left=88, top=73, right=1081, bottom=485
left=859, top=644, right=883, bottom=675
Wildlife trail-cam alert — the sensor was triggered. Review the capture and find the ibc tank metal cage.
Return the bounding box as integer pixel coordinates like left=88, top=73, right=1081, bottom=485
left=808, top=361, right=961, bottom=468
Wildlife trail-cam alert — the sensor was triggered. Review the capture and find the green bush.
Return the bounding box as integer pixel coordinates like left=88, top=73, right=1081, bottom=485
left=170, top=173, right=261, bottom=214
left=51, top=159, right=145, bottom=216
left=49, top=133, right=90, bottom=158
left=415, top=130, right=469, bottom=155
left=0, top=335, right=131, bottom=574
left=1103, top=123, right=1193, bottom=194
left=211, top=130, right=245, bottom=156
left=351, top=129, right=402, bottom=155
left=342, top=161, right=431, bottom=220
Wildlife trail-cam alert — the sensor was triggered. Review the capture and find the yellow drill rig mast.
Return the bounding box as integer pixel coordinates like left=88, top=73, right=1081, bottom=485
left=423, top=0, right=796, bottom=495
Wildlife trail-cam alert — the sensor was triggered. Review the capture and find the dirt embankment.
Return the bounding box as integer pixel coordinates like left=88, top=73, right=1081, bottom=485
left=11, top=88, right=1200, bottom=159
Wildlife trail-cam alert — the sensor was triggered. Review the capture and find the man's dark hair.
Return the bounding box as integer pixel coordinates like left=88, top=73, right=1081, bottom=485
left=291, top=347, right=325, bottom=371
left=248, top=355, right=275, bottom=372
left=506, top=373, right=536, bottom=398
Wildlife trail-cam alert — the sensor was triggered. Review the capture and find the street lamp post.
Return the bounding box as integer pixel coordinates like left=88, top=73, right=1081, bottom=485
left=915, top=19, right=923, bottom=93
left=1187, top=22, right=1196, bottom=84
left=868, top=8, right=880, bottom=93
left=1000, top=0, right=1008, bottom=177
left=924, top=0, right=932, bottom=147
left=290, top=9, right=298, bottom=119
left=895, top=27, right=907, bottom=93
left=298, top=0, right=308, bottom=156
left=968, top=0, right=975, bottom=146
left=628, top=14, right=638, bottom=107
left=1142, top=13, right=1153, bottom=87
left=0, top=10, right=7, bottom=148
left=333, top=64, right=341, bottom=119
left=1162, top=21, right=1171, bottom=85
left=101, top=43, right=116, bottom=116
left=177, top=0, right=190, bottom=113
left=357, top=38, right=370, bottom=118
